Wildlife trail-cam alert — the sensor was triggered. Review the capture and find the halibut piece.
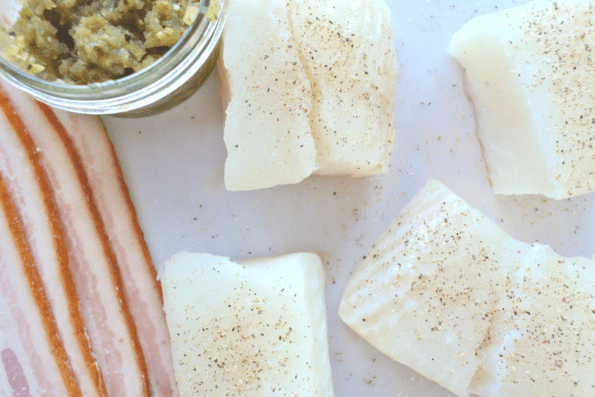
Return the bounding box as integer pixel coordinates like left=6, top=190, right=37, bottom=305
left=290, top=0, right=397, bottom=176
left=219, top=0, right=318, bottom=191
left=339, top=179, right=595, bottom=396
left=449, top=0, right=595, bottom=200
left=219, top=0, right=397, bottom=190
left=159, top=252, right=335, bottom=397
left=468, top=247, right=595, bottom=397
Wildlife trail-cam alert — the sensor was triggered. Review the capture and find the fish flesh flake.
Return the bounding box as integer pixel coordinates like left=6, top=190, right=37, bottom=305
left=159, top=251, right=335, bottom=396
left=339, top=179, right=595, bottom=396
left=219, top=0, right=397, bottom=190
left=290, top=0, right=398, bottom=176
left=449, top=0, right=595, bottom=199
left=220, top=0, right=318, bottom=191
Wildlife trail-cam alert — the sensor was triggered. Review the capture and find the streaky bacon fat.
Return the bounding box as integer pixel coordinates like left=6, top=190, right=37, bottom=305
left=0, top=172, right=80, bottom=396
left=53, top=109, right=178, bottom=396
left=0, top=82, right=150, bottom=397
left=0, top=84, right=108, bottom=397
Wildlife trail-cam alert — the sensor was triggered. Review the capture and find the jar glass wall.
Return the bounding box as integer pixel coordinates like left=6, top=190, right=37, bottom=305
left=0, top=0, right=226, bottom=117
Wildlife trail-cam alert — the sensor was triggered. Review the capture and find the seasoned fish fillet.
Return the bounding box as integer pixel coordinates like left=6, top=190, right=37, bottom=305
left=339, top=179, right=595, bottom=396
left=289, top=0, right=397, bottom=176
left=219, top=0, right=318, bottom=191
left=468, top=246, right=595, bottom=397
left=159, top=252, right=335, bottom=396
left=219, top=0, right=397, bottom=190
left=449, top=0, right=595, bottom=199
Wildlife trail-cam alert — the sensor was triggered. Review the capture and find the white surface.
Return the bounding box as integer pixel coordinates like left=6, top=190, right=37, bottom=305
left=102, top=0, right=595, bottom=396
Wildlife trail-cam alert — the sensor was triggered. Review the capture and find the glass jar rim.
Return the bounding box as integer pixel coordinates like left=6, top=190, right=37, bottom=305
left=0, top=0, right=226, bottom=114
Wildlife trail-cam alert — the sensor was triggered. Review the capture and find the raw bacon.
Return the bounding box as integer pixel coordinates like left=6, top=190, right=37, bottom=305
left=0, top=67, right=176, bottom=396
left=0, top=172, right=80, bottom=396
left=0, top=85, right=107, bottom=397
left=53, top=108, right=178, bottom=396
left=0, top=82, right=150, bottom=397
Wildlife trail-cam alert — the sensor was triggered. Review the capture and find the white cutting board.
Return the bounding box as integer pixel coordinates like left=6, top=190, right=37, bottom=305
left=102, top=0, right=595, bottom=395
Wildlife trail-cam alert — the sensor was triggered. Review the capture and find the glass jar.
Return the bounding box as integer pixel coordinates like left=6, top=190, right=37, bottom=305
left=0, top=0, right=226, bottom=117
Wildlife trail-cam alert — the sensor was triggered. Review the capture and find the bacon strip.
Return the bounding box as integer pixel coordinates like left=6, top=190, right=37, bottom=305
left=0, top=83, right=150, bottom=397
left=53, top=109, right=178, bottom=396
left=0, top=172, right=80, bottom=397
left=0, top=85, right=108, bottom=397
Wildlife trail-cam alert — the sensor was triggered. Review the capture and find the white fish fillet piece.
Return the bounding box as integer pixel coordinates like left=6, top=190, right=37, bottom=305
left=468, top=245, right=595, bottom=397
left=52, top=109, right=178, bottom=397
left=0, top=172, right=80, bottom=396
left=448, top=0, right=595, bottom=199
left=0, top=83, right=107, bottom=397
left=339, top=179, right=503, bottom=396
left=339, top=179, right=595, bottom=396
left=289, top=0, right=397, bottom=176
left=159, top=251, right=335, bottom=397
left=219, top=0, right=397, bottom=190
left=220, top=0, right=318, bottom=191
left=0, top=84, right=150, bottom=397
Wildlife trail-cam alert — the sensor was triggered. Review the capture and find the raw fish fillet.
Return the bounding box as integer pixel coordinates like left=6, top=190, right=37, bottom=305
left=159, top=252, right=335, bottom=396
left=449, top=0, right=595, bottom=199
left=339, top=179, right=595, bottom=396
left=219, top=0, right=318, bottom=191
left=219, top=0, right=397, bottom=190
left=289, top=0, right=397, bottom=176
left=468, top=247, right=595, bottom=397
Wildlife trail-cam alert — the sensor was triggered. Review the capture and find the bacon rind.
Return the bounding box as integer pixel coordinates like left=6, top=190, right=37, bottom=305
left=0, top=172, right=80, bottom=397
left=0, top=84, right=107, bottom=397
left=0, top=83, right=150, bottom=397
left=53, top=109, right=178, bottom=397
